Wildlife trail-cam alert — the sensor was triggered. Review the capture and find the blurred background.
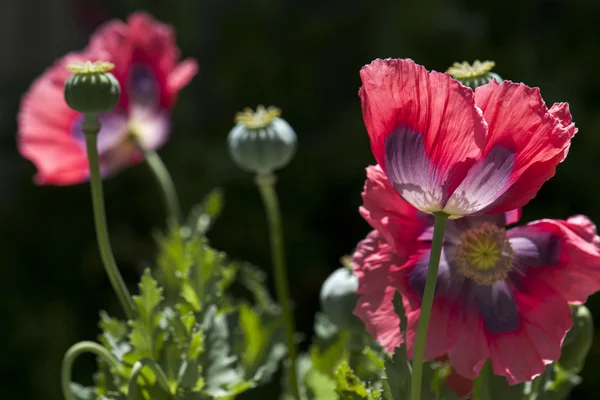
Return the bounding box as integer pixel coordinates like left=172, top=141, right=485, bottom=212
left=1, top=0, right=599, bottom=398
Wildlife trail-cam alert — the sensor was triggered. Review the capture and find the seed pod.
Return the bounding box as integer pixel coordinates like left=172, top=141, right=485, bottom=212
left=64, top=61, right=121, bottom=115
left=227, top=105, right=296, bottom=175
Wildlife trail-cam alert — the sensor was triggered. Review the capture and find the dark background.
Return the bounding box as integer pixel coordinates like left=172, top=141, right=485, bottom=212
left=1, top=0, right=600, bottom=398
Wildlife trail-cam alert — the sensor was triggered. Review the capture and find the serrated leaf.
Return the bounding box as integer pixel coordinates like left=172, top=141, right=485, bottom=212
left=128, top=270, right=165, bottom=360
left=334, top=362, right=368, bottom=398
left=134, top=269, right=164, bottom=317
left=200, top=306, right=243, bottom=394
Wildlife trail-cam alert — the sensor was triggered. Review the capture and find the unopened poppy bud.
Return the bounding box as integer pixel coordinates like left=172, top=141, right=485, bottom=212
left=320, top=266, right=364, bottom=333
left=227, top=105, right=297, bottom=175
left=64, top=61, right=121, bottom=115
left=446, top=60, right=503, bottom=89
left=560, top=305, right=594, bottom=373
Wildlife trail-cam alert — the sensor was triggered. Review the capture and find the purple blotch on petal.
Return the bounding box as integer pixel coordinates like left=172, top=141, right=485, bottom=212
left=409, top=246, right=464, bottom=299
left=473, top=281, right=520, bottom=334
left=385, top=127, right=444, bottom=212
left=128, top=64, right=160, bottom=110
left=509, top=227, right=561, bottom=270
left=444, top=145, right=515, bottom=216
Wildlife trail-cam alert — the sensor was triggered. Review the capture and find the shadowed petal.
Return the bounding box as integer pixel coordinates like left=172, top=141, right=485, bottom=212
left=353, top=230, right=406, bottom=352
left=360, top=164, right=429, bottom=259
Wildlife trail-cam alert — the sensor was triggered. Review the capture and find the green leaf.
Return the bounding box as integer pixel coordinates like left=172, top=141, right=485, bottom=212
left=128, top=269, right=165, bottom=360
left=382, top=292, right=411, bottom=400
left=155, top=224, right=190, bottom=300
left=334, top=362, right=368, bottom=399
left=199, top=305, right=243, bottom=395
left=98, top=312, right=130, bottom=361
left=305, top=368, right=337, bottom=399
left=186, top=188, right=224, bottom=236
left=310, top=331, right=350, bottom=377
left=237, top=302, right=286, bottom=382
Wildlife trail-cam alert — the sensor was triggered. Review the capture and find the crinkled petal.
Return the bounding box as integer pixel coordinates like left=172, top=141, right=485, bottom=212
left=352, top=230, right=406, bottom=352
left=470, top=80, right=577, bottom=214
left=359, top=58, right=487, bottom=213
left=513, top=215, right=600, bottom=304
left=360, top=164, right=429, bottom=259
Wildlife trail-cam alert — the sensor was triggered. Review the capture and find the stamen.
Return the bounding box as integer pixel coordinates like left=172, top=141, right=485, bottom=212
left=456, top=222, right=513, bottom=285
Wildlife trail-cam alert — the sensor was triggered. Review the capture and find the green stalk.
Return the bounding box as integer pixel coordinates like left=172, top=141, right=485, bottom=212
left=83, top=115, right=136, bottom=319
left=255, top=173, right=300, bottom=400
left=410, top=212, right=449, bottom=400
left=61, top=341, right=122, bottom=400
left=144, top=150, right=183, bottom=225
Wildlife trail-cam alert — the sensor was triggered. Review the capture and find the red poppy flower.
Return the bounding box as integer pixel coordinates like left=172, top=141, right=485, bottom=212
left=18, top=12, right=197, bottom=185
left=359, top=58, right=577, bottom=216
left=353, top=165, right=600, bottom=384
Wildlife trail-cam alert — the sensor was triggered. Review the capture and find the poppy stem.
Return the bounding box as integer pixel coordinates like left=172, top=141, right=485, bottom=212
left=255, top=172, right=300, bottom=400
left=61, top=341, right=122, bottom=400
left=144, top=150, right=183, bottom=226
left=410, top=211, right=449, bottom=400
left=84, top=115, right=136, bottom=320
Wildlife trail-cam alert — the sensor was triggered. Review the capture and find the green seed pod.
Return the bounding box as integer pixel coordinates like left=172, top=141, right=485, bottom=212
left=446, top=60, right=503, bottom=89
left=320, top=267, right=365, bottom=333
left=559, top=305, right=594, bottom=373
left=227, top=105, right=297, bottom=175
left=64, top=61, right=121, bottom=115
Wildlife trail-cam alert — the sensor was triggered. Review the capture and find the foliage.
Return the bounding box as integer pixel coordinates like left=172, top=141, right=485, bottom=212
left=69, top=189, right=286, bottom=399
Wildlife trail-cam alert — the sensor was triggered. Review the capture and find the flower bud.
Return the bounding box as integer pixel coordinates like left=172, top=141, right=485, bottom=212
left=446, top=60, right=503, bottom=89
left=320, top=266, right=364, bottom=332
left=227, top=105, right=297, bottom=175
left=64, top=61, right=121, bottom=115
left=559, top=305, right=594, bottom=373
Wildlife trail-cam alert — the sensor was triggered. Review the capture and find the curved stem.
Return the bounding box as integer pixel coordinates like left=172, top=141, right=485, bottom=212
left=144, top=150, right=183, bottom=225
left=128, top=358, right=172, bottom=400
left=84, top=115, right=136, bottom=320
left=410, top=212, right=448, bottom=400
left=61, top=341, right=122, bottom=400
left=255, top=173, right=300, bottom=400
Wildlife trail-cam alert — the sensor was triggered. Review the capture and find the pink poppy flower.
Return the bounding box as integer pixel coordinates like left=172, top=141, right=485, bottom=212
left=359, top=58, right=577, bottom=217
left=18, top=12, right=197, bottom=185
left=353, top=165, right=600, bottom=384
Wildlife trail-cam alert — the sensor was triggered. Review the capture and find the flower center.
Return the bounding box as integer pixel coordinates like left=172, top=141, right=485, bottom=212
left=446, top=60, right=496, bottom=79
left=456, top=222, right=513, bottom=285
left=235, top=105, right=281, bottom=129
